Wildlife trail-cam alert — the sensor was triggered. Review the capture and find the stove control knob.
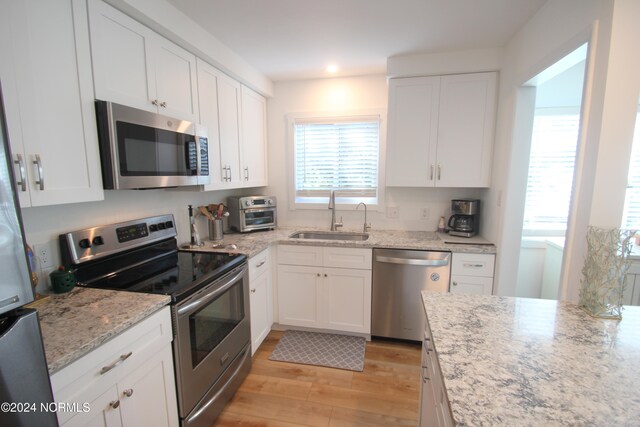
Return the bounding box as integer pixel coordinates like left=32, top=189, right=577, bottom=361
left=149, top=224, right=158, bottom=232
left=158, top=222, right=166, bottom=230
left=245, top=200, right=251, bottom=207
left=78, top=238, right=91, bottom=249
left=92, top=236, right=105, bottom=246
left=267, top=199, right=272, bottom=205
left=165, top=221, right=174, bottom=229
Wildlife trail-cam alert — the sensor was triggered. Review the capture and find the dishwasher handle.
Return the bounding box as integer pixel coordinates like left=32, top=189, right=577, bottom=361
left=375, top=255, right=449, bottom=267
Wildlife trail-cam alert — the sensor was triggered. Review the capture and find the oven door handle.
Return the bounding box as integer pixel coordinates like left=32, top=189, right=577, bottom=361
left=177, top=268, right=245, bottom=317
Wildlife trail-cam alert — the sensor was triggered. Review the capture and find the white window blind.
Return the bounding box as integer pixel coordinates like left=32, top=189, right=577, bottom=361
left=523, top=113, right=580, bottom=233
left=294, top=116, right=380, bottom=201
left=622, top=111, right=640, bottom=229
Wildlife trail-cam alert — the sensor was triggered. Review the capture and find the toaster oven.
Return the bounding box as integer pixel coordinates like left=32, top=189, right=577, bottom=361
left=227, top=196, right=277, bottom=232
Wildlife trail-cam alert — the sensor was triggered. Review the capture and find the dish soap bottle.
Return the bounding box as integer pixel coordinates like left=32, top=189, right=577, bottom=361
left=437, top=216, right=446, bottom=233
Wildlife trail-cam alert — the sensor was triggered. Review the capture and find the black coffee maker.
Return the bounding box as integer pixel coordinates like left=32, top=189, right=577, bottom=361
left=448, top=199, right=480, bottom=237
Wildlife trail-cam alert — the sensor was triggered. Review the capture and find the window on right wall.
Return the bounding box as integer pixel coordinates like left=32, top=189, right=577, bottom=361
left=622, top=107, right=640, bottom=229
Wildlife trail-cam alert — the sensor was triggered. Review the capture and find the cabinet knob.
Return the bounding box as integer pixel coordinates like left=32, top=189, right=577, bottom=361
left=452, top=281, right=458, bottom=287
left=324, top=273, right=328, bottom=278
left=250, top=289, right=256, bottom=293
left=160, top=101, right=167, bottom=108
left=123, top=389, right=134, bottom=398
left=317, top=273, right=321, bottom=277
left=110, top=400, right=120, bottom=409
left=151, top=99, right=159, bottom=106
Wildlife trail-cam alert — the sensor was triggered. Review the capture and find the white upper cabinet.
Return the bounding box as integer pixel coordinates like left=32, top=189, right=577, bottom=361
left=0, top=0, right=104, bottom=207
left=89, top=0, right=198, bottom=122
left=386, top=72, right=497, bottom=188
left=196, top=58, right=268, bottom=191
left=240, top=85, right=268, bottom=188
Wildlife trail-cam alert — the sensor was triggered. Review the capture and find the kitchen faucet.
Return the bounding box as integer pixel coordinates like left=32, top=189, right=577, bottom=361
left=328, top=190, right=343, bottom=231
left=356, top=202, right=371, bottom=232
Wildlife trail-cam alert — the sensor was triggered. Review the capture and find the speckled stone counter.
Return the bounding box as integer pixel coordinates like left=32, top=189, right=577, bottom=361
left=28, top=287, right=170, bottom=374
left=182, top=227, right=496, bottom=258
left=421, top=291, right=640, bottom=426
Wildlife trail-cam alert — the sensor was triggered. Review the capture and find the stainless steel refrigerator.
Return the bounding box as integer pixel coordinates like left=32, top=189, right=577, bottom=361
left=0, top=85, right=57, bottom=425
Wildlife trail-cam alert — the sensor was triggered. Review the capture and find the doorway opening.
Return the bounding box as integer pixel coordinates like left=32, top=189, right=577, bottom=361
left=515, top=44, right=588, bottom=299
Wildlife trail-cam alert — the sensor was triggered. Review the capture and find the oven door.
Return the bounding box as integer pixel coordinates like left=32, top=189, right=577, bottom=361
left=173, top=264, right=250, bottom=418
left=240, top=208, right=277, bottom=232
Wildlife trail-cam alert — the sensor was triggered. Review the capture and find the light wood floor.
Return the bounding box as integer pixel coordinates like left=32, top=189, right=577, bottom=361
left=213, top=330, right=422, bottom=427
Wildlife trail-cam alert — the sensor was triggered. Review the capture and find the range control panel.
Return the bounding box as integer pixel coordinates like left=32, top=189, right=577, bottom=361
left=60, top=214, right=177, bottom=265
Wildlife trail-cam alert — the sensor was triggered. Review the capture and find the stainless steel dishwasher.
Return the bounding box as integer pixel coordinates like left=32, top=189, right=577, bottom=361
left=372, top=249, right=451, bottom=341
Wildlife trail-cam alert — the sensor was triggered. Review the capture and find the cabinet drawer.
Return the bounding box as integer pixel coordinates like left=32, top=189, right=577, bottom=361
left=278, top=245, right=323, bottom=266
left=450, top=275, right=493, bottom=295
left=323, top=247, right=372, bottom=270
left=51, top=307, right=172, bottom=423
left=451, top=253, right=495, bottom=277
left=249, top=248, right=271, bottom=279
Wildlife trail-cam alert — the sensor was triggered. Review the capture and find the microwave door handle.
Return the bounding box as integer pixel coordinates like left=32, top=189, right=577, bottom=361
left=177, top=269, right=245, bottom=317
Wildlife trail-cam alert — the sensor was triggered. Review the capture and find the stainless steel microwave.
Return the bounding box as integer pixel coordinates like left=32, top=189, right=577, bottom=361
left=95, top=100, right=210, bottom=189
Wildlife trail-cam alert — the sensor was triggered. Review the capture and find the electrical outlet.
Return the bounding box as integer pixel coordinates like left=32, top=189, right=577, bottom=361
left=421, top=207, right=430, bottom=219
left=386, top=206, right=399, bottom=219
left=36, top=244, right=54, bottom=269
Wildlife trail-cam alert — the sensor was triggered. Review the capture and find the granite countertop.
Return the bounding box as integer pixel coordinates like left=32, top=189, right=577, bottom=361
left=182, top=227, right=496, bottom=258
left=421, top=291, right=640, bottom=426
left=28, top=287, right=171, bottom=374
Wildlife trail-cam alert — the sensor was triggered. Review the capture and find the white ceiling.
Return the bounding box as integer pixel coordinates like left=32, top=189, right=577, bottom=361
left=166, top=0, right=548, bottom=82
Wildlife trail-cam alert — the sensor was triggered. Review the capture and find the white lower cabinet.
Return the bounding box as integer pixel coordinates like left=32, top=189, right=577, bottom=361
left=420, top=317, right=454, bottom=427
left=249, top=248, right=273, bottom=355
left=449, top=253, right=495, bottom=295
left=50, top=307, right=178, bottom=427
left=276, top=245, right=372, bottom=334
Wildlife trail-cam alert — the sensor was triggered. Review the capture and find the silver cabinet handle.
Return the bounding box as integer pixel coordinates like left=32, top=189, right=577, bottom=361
left=437, top=164, right=441, bottom=181
left=123, top=389, right=134, bottom=398
left=244, top=167, right=249, bottom=181
left=110, top=400, right=120, bottom=409
left=256, top=260, right=266, bottom=268
left=100, top=351, right=133, bottom=374
left=430, top=164, right=434, bottom=181
left=463, top=263, right=484, bottom=268
left=250, top=289, right=256, bottom=293
left=33, top=154, right=44, bottom=190
left=160, top=101, right=167, bottom=108
left=14, top=154, right=26, bottom=192
left=227, top=166, right=232, bottom=181
left=375, top=255, right=449, bottom=267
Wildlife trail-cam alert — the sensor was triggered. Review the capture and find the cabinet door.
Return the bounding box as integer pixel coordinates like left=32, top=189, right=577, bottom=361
left=118, top=345, right=178, bottom=427
left=436, top=72, right=496, bottom=187
left=152, top=36, right=198, bottom=122
left=323, top=268, right=372, bottom=334
left=217, top=74, right=243, bottom=188
left=196, top=59, right=224, bottom=188
left=89, top=0, right=156, bottom=113
left=0, top=0, right=104, bottom=207
left=450, top=275, right=493, bottom=295
left=386, top=76, right=440, bottom=187
left=250, top=270, right=273, bottom=354
left=62, top=385, right=122, bottom=427
left=240, top=85, right=268, bottom=187
left=277, top=265, right=322, bottom=328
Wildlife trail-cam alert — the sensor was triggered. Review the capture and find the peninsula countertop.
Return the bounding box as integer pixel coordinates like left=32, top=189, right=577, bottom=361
left=28, top=287, right=170, bottom=374
left=181, top=227, right=496, bottom=258
left=421, top=291, right=640, bottom=426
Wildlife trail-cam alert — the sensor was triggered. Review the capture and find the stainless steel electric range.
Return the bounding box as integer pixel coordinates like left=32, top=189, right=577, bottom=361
left=59, top=214, right=251, bottom=427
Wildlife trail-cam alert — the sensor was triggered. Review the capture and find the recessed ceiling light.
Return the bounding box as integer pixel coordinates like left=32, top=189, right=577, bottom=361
left=326, top=64, right=338, bottom=74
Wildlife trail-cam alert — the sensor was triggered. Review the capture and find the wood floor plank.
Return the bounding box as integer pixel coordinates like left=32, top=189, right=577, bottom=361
left=328, top=407, right=418, bottom=427
left=222, top=391, right=333, bottom=427
left=307, top=383, right=419, bottom=420
left=213, top=331, right=421, bottom=427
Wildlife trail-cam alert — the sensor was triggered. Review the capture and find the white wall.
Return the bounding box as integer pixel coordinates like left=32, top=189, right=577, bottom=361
left=488, top=0, right=640, bottom=301
left=265, top=75, right=482, bottom=231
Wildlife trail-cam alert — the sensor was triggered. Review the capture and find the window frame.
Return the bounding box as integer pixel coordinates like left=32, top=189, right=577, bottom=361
left=286, top=109, right=387, bottom=211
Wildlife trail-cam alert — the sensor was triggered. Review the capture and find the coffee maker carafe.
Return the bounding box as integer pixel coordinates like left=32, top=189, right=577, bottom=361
left=448, top=199, right=480, bottom=237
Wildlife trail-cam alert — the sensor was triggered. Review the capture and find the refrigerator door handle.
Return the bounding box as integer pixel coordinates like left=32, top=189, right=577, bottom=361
left=0, top=295, right=20, bottom=311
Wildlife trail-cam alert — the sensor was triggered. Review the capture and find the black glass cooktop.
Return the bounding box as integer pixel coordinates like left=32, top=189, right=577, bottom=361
left=75, top=242, right=245, bottom=303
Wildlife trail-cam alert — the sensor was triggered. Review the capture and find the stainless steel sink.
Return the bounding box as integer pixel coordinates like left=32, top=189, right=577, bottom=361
left=289, top=230, right=370, bottom=241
